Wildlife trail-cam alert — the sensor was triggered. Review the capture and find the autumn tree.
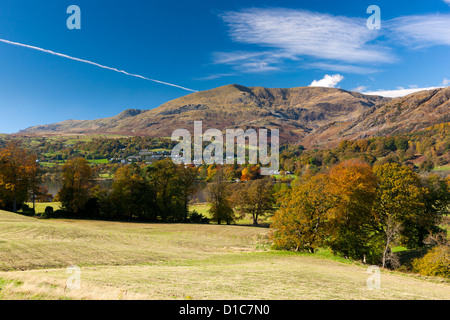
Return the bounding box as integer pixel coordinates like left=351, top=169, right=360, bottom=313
left=325, top=160, right=379, bottom=262
left=231, top=178, right=275, bottom=225
left=240, top=167, right=252, bottom=181
left=0, top=141, right=40, bottom=212
left=270, top=173, right=331, bottom=252
left=57, top=157, right=93, bottom=215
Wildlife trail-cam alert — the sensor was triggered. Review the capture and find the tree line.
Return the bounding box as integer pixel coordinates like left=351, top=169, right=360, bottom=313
left=280, top=122, right=450, bottom=175
left=52, top=157, right=198, bottom=222
left=55, top=158, right=277, bottom=225
left=0, top=140, right=278, bottom=224
left=270, top=159, right=450, bottom=270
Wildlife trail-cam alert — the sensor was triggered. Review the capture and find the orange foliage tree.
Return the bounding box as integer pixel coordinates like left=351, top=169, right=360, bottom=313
left=270, top=173, right=331, bottom=252
left=57, top=157, right=93, bottom=215
left=270, top=159, right=449, bottom=267
left=0, top=141, right=40, bottom=212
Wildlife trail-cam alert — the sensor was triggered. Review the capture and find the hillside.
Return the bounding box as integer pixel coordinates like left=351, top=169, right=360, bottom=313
left=0, top=210, right=448, bottom=300
left=18, top=84, right=450, bottom=148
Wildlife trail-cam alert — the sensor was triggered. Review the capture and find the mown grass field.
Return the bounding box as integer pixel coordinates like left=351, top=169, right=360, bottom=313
left=190, top=202, right=271, bottom=225
left=0, top=210, right=448, bottom=300
left=25, top=202, right=61, bottom=214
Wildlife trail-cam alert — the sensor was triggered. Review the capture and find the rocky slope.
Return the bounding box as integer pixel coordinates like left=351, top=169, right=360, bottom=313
left=18, top=84, right=450, bottom=148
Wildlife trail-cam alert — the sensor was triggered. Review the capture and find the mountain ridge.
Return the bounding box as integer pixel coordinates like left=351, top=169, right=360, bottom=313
left=17, top=84, right=450, bottom=148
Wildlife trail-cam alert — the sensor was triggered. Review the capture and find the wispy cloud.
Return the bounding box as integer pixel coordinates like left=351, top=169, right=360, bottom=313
left=221, top=8, right=392, bottom=63
left=0, top=38, right=198, bottom=93
left=386, top=14, right=450, bottom=48
left=443, top=0, right=450, bottom=6
left=217, top=8, right=450, bottom=77
left=194, top=73, right=235, bottom=81
left=212, top=50, right=294, bottom=73
left=309, top=74, right=344, bottom=88
left=216, top=8, right=393, bottom=73
left=304, top=62, right=379, bottom=75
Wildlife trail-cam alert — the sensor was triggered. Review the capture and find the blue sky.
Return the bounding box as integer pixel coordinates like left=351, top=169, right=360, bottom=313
left=0, top=0, right=449, bottom=133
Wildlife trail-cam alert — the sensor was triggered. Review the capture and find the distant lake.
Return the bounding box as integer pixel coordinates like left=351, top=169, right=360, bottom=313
left=43, top=179, right=113, bottom=196
left=42, top=179, right=208, bottom=203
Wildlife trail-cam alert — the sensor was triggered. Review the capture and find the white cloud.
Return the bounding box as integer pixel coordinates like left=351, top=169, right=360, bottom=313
left=444, top=0, right=450, bottom=6
left=216, top=8, right=450, bottom=75
left=363, top=78, right=450, bottom=97
left=217, top=8, right=393, bottom=73
left=363, top=86, right=442, bottom=98
left=309, top=74, right=344, bottom=88
left=352, top=86, right=368, bottom=93
left=387, top=14, right=450, bottom=48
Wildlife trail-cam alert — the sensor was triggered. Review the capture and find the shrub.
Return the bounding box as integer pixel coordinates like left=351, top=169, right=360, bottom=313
left=412, top=245, right=450, bottom=278
left=41, top=206, right=54, bottom=219
left=188, top=210, right=210, bottom=224
left=19, top=204, right=35, bottom=217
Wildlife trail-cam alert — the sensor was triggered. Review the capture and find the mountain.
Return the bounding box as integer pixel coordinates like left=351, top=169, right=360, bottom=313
left=18, top=84, right=450, bottom=148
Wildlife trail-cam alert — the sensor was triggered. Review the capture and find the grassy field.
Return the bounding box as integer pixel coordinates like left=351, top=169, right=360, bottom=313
left=432, top=165, right=450, bottom=172
left=190, top=202, right=271, bottom=225
left=87, top=159, right=109, bottom=164
left=23, top=202, right=61, bottom=216
left=0, top=209, right=448, bottom=300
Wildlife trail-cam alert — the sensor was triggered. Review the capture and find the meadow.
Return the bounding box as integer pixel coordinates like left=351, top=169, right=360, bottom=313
left=0, top=209, right=448, bottom=300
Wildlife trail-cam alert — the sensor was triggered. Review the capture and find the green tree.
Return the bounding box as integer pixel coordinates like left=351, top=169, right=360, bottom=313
left=110, top=164, right=156, bottom=220
left=176, top=164, right=198, bottom=222
left=207, top=168, right=235, bottom=224
left=401, top=174, right=449, bottom=248
left=146, top=158, right=196, bottom=222
left=373, top=163, right=427, bottom=268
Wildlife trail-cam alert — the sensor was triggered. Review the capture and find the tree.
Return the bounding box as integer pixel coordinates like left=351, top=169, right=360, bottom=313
left=146, top=158, right=196, bottom=222
left=419, top=159, right=434, bottom=172
left=406, top=174, right=449, bottom=247
left=240, top=167, right=252, bottom=181
left=372, top=163, right=427, bottom=268
left=57, top=157, right=93, bottom=215
left=110, top=164, right=156, bottom=220
left=176, top=164, right=198, bottom=222
left=326, top=160, right=379, bottom=262
left=0, top=141, right=40, bottom=212
left=270, top=173, right=331, bottom=252
left=207, top=168, right=235, bottom=224
left=231, top=178, right=275, bottom=225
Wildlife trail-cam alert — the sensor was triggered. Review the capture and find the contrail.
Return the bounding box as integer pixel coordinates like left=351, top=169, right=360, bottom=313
left=0, top=38, right=199, bottom=93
